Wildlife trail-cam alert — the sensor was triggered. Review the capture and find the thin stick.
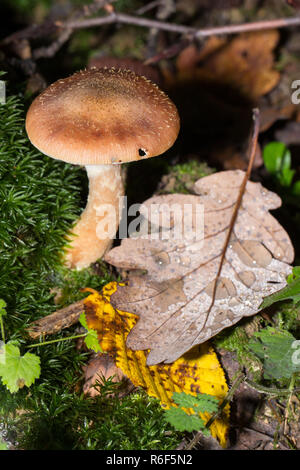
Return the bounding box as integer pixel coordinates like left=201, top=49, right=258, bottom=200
left=246, top=378, right=300, bottom=396
left=62, top=13, right=300, bottom=37
left=200, top=109, right=260, bottom=333
left=3, top=9, right=300, bottom=60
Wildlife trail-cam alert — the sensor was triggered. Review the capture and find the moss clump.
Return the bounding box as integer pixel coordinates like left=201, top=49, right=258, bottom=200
left=1, top=383, right=182, bottom=450
left=158, top=160, right=215, bottom=195
left=214, top=319, right=263, bottom=381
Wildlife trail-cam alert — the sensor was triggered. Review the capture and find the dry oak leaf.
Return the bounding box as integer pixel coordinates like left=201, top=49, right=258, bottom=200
left=105, top=170, right=294, bottom=365
left=84, top=283, right=230, bottom=447
left=174, top=31, right=280, bottom=101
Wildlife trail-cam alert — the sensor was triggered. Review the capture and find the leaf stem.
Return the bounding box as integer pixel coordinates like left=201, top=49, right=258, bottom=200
left=0, top=315, right=5, bottom=344
left=26, top=333, right=87, bottom=348
left=283, top=372, right=297, bottom=435
left=245, top=378, right=300, bottom=396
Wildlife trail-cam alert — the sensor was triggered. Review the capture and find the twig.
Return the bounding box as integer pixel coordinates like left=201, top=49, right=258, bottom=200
left=144, top=38, right=191, bottom=65
left=27, top=299, right=85, bottom=338
left=33, top=28, right=73, bottom=59
left=136, top=0, right=162, bottom=16
left=62, top=13, right=300, bottom=37
left=32, top=0, right=115, bottom=60
left=3, top=5, right=300, bottom=61
left=201, top=109, right=260, bottom=332
left=1, top=0, right=115, bottom=61
left=245, top=378, right=300, bottom=396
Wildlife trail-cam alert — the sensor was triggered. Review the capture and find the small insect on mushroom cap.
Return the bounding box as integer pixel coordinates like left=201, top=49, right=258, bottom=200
left=25, top=67, right=180, bottom=166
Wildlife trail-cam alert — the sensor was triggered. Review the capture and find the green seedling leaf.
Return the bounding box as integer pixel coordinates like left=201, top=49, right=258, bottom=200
left=260, top=270, right=300, bottom=309
left=172, top=392, right=219, bottom=414
left=0, top=342, right=40, bottom=393
left=248, top=327, right=300, bottom=380
left=280, top=166, right=295, bottom=187
left=164, top=407, right=209, bottom=434
left=263, top=142, right=287, bottom=174
left=263, top=142, right=295, bottom=187
left=79, top=313, right=102, bottom=353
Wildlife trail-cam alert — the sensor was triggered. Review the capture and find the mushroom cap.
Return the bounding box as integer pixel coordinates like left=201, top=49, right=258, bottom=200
left=25, top=67, right=180, bottom=165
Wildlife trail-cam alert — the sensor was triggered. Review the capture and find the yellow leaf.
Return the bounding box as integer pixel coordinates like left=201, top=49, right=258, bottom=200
left=84, top=282, right=230, bottom=447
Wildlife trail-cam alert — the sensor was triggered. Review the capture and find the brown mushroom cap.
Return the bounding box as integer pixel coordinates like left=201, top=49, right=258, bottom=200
left=25, top=67, right=180, bottom=165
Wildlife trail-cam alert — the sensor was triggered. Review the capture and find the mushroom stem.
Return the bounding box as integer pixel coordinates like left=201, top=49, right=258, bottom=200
left=65, top=164, right=124, bottom=269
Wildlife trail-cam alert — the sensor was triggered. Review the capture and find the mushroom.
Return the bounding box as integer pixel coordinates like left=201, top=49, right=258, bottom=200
left=25, top=67, right=180, bottom=269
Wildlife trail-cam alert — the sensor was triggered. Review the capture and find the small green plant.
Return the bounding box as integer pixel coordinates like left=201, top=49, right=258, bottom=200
left=263, top=142, right=296, bottom=188
left=248, top=327, right=300, bottom=380
left=0, top=299, right=40, bottom=393
left=0, top=296, right=101, bottom=394
left=164, top=392, right=219, bottom=435
left=27, top=312, right=102, bottom=353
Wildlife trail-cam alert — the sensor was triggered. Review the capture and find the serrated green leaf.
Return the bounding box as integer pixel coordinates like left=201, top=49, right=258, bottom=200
left=79, top=312, right=102, bottom=353
left=248, top=327, right=300, bottom=380
left=79, top=312, right=89, bottom=330
left=172, top=392, right=219, bottom=414
left=84, top=329, right=102, bottom=353
left=164, top=407, right=209, bottom=433
left=0, top=342, right=40, bottom=393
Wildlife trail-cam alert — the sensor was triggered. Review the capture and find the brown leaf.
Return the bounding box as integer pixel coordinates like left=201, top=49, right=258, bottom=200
left=82, top=353, right=128, bottom=397
left=105, top=170, right=294, bottom=365
left=175, top=31, right=280, bottom=101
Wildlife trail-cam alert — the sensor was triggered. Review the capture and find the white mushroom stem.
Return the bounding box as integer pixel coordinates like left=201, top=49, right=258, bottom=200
left=65, top=164, right=124, bottom=269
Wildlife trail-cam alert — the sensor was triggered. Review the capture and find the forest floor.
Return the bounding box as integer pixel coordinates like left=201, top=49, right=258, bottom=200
left=0, top=0, right=299, bottom=451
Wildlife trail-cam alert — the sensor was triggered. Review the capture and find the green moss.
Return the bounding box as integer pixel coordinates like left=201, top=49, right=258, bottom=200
left=214, top=321, right=263, bottom=380
left=273, top=302, right=300, bottom=336
left=158, top=160, right=215, bottom=195
left=1, top=382, right=182, bottom=450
